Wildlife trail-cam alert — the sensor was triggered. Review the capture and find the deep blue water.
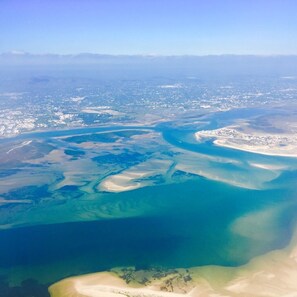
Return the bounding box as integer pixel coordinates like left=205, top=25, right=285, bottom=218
left=0, top=176, right=296, bottom=284
left=1, top=108, right=297, bottom=292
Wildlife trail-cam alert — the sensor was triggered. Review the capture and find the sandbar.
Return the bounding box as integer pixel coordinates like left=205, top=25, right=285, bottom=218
left=195, top=127, right=297, bottom=158
left=49, top=227, right=297, bottom=297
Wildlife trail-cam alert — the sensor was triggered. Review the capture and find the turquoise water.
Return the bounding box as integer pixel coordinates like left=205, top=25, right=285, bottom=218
left=1, top=176, right=296, bottom=281
left=1, top=108, right=297, bottom=289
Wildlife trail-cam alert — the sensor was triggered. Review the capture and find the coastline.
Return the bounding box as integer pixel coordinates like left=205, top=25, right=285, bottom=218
left=195, top=125, right=297, bottom=158
left=213, top=139, right=297, bottom=158
left=49, top=227, right=297, bottom=297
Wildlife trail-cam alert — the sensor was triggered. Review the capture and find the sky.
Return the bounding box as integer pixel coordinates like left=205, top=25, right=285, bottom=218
left=1, top=0, right=297, bottom=55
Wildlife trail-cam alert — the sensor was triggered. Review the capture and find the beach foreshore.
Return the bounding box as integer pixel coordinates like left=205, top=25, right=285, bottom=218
left=49, top=230, right=297, bottom=297
left=213, top=139, right=297, bottom=158
left=195, top=127, right=297, bottom=158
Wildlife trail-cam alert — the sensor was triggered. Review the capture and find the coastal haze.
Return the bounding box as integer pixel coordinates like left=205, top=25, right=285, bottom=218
left=0, top=54, right=297, bottom=297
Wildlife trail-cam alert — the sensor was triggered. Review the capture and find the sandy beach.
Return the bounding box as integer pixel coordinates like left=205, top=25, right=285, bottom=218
left=213, top=139, right=297, bottom=158
left=49, top=227, right=297, bottom=297
left=195, top=127, right=297, bottom=158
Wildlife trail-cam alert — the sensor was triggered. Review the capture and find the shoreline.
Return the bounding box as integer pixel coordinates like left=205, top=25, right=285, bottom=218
left=0, top=125, right=155, bottom=143
left=49, top=226, right=297, bottom=297
left=213, top=139, right=297, bottom=158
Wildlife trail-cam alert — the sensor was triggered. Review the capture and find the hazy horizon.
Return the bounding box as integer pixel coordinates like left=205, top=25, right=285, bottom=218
left=3, top=51, right=297, bottom=57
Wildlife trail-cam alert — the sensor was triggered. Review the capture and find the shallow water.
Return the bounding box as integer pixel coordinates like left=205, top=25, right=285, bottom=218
left=1, top=175, right=297, bottom=284
left=1, top=108, right=297, bottom=288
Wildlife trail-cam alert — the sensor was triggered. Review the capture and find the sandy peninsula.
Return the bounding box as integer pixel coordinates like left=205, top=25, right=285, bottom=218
left=195, top=127, right=297, bottom=157
left=49, top=226, right=297, bottom=297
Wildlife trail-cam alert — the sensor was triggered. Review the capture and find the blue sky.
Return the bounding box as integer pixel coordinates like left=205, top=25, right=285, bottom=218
left=1, top=0, right=297, bottom=55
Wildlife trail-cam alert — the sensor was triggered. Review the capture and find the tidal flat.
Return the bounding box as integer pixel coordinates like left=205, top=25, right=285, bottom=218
left=1, top=107, right=297, bottom=297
